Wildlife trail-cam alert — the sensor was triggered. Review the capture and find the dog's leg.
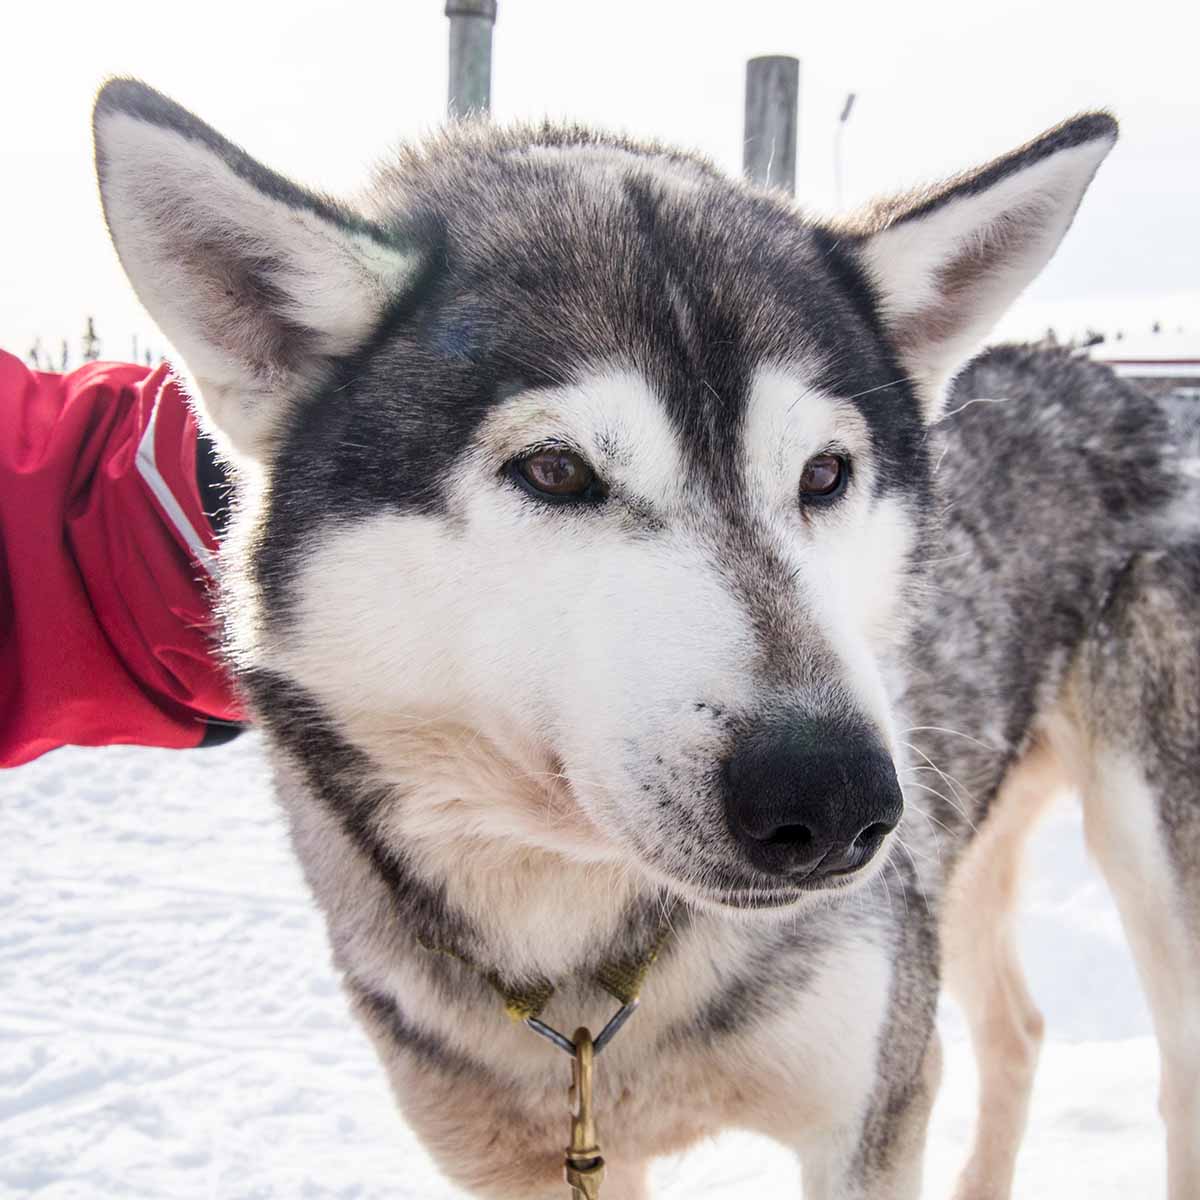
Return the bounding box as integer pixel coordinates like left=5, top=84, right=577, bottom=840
left=941, top=737, right=1064, bottom=1200
left=798, top=1027, right=942, bottom=1200
left=1078, top=751, right=1200, bottom=1200
left=1068, top=551, right=1200, bottom=1200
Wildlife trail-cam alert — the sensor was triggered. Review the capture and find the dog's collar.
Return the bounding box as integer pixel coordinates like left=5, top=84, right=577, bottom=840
left=419, top=916, right=673, bottom=1197
left=416, top=918, right=671, bottom=1025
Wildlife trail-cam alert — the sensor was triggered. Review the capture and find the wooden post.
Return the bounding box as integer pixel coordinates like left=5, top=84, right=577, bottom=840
left=834, top=92, right=856, bottom=208
left=743, top=56, right=800, bottom=195
left=446, top=0, right=497, bottom=117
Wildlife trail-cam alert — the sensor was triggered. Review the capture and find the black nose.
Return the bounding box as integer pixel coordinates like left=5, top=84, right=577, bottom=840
left=724, top=717, right=903, bottom=880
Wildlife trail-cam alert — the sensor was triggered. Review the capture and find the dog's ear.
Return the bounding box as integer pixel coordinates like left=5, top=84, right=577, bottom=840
left=848, top=113, right=1117, bottom=421
left=93, top=78, right=425, bottom=461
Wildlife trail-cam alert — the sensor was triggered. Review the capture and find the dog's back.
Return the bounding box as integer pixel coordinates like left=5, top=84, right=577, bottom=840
left=927, top=347, right=1200, bottom=1197
left=907, top=345, right=1183, bottom=828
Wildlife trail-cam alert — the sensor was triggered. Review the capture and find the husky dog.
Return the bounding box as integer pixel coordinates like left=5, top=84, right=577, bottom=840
left=93, top=78, right=1199, bottom=1199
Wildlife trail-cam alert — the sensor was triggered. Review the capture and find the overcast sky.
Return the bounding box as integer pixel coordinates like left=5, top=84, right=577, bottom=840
left=2, top=0, right=1196, bottom=365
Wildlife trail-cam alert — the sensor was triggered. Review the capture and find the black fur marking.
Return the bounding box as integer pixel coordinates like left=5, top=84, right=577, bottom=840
left=658, top=920, right=830, bottom=1044
left=851, top=861, right=940, bottom=1186
left=347, top=979, right=483, bottom=1077
left=239, top=669, right=479, bottom=957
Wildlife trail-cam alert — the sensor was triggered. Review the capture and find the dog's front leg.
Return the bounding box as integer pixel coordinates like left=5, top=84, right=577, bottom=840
left=795, top=1031, right=942, bottom=1200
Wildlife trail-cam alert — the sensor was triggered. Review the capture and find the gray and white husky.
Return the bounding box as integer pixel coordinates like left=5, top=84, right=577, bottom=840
left=93, top=79, right=1200, bottom=1198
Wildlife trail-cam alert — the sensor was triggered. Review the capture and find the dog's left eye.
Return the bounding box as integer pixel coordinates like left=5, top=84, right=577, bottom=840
left=509, top=447, right=603, bottom=502
left=798, top=452, right=849, bottom=503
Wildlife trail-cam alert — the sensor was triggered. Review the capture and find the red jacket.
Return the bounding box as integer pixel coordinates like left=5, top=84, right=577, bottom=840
left=0, top=350, right=244, bottom=766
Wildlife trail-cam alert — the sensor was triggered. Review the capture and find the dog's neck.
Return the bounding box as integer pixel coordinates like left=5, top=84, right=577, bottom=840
left=350, top=714, right=679, bottom=989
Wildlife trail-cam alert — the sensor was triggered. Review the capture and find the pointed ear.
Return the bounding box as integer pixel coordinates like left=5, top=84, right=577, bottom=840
left=93, top=78, right=426, bottom=460
left=847, top=113, right=1117, bottom=421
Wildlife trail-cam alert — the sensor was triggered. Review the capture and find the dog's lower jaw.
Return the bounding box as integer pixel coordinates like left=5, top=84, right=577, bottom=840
left=623, top=831, right=900, bottom=922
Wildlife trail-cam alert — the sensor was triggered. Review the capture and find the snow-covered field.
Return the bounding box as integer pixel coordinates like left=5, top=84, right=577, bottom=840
left=2, top=734, right=1166, bottom=1198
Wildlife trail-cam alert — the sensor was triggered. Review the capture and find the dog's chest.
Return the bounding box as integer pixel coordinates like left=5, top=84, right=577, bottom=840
left=374, top=926, right=894, bottom=1193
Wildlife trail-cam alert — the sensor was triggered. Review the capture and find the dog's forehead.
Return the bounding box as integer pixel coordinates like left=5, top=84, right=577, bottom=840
left=361, top=138, right=908, bottom=430
left=372, top=137, right=873, bottom=356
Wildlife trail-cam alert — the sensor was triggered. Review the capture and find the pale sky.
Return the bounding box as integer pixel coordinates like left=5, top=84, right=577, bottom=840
left=2, top=0, right=1197, bottom=366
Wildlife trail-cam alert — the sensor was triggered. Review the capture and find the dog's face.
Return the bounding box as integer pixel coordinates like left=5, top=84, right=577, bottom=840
left=94, top=82, right=1115, bottom=910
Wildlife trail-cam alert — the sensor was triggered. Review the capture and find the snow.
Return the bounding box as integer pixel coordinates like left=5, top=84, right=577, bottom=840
left=1, top=734, right=1165, bottom=1198
left=1089, top=330, right=1200, bottom=366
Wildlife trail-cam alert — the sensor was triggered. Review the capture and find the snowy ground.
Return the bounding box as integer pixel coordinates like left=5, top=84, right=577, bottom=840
left=2, top=734, right=1165, bottom=1198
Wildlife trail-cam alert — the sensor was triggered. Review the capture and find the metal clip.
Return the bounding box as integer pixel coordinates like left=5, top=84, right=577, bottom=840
left=564, top=1027, right=605, bottom=1199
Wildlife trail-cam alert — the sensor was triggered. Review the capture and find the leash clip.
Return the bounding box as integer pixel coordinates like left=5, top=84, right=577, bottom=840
left=564, top=1027, right=605, bottom=1199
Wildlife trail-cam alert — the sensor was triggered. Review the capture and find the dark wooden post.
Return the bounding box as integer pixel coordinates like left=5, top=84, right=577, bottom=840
left=446, top=0, right=497, bottom=116
left=743, top=56, right=800, bottom=195
left=834, top=92, right=856, bottom=208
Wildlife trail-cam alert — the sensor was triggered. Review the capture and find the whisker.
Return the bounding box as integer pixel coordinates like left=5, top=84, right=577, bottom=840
left=901, top=799, right=956, bottom=844
left=843, top=375, right=914, bottom=402
left=902, top=779, right=978, bottom=834
left=893, top=837, right=932, bottom=911
left=900, top=740, right=978, bottom=811
left=940, top=394, right=1012, bottom=421
left=877, top=867, right=894, bottom=916
left=899, top=805, right=945, bottom=865
left=903, top=724, right=1001, bottom=752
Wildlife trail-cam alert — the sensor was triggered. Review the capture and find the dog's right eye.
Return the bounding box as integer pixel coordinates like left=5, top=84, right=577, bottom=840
left=508, top=447, right=605, bottom=503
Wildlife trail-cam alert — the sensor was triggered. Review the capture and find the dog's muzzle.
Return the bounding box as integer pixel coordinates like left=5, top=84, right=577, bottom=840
left=723, top=715, right=902, bottom=882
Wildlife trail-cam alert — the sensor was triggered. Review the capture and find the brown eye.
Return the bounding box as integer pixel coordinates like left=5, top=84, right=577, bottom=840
left=798, top=453, right=848, bottom=502
left=513, top=447, right=599, bottom=500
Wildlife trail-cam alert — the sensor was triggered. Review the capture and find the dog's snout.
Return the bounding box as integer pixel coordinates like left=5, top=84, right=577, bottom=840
left=723, top=718, right=902, bottom=881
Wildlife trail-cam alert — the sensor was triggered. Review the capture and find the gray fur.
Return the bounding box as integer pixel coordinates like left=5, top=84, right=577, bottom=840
left=905, top=345, right=1183, bottom=832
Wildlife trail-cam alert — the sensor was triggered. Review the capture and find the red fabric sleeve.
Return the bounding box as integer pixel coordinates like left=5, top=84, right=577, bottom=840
left=0, top=349, right=245, bottom=766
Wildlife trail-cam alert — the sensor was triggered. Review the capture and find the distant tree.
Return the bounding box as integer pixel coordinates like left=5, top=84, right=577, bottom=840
left=1152, top=320, right=1162, bottom=335
left=60, top=339, right=69, bottom=371
left=144, top=349, right=154, bottom=367
left=1082, top=329, right=1106, bottom=348
left=28, top=337, right=44, bottom=369
left=82, top=317, right=101, bottom=362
